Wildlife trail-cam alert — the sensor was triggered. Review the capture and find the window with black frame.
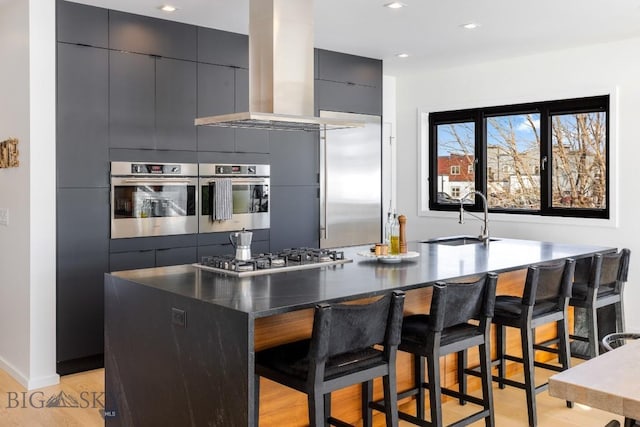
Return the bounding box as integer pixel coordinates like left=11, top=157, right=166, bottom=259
left=428, top=95, right=609, bottom=219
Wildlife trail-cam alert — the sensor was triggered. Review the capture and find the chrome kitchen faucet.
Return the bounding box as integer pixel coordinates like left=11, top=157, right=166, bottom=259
left=459, top=191, right=490, bottom=245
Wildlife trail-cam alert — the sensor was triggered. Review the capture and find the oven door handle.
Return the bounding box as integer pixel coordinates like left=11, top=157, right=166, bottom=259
left=120, top=178, right=195, bottom=184
left=205, top=178, right=268, bottom=184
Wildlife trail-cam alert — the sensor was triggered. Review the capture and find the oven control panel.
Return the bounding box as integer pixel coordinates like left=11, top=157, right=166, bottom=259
left=110, top=161, right=198, bottom=177
left=215, top=165, right=256, bottom=175
left=131, top=163, right=181, bottom=174
left=199, top=163, right=270, bottom=177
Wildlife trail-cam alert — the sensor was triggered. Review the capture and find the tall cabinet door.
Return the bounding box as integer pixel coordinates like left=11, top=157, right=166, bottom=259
left=197, top=63, right=235, bottom=152
left=57, top=188, right=109, bottom=363
left=156, top=57, right=197, bottom=151
left=57, top=43, right=109, bottom=188
left=109, top=51, right=156, bottom=149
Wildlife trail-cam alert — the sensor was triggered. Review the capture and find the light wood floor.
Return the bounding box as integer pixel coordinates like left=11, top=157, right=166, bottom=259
left=0, top=366, right=623, bottom=426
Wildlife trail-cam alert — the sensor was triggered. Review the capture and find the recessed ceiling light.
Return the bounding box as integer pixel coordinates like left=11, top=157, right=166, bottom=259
left=384, top=2, right=407, bottom=9
left=461, top=22, right=480, bottom=30
left=159, top=5, right=177, bottom=12
left=396, top=53, right=409, bottom=58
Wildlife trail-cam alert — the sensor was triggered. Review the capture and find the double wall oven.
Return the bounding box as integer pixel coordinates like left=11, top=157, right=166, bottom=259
left=110, top=162, right=270, bottom=238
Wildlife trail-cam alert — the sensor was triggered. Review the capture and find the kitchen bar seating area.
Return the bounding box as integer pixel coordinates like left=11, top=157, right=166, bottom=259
left=103, top=240, right=632, bottom=426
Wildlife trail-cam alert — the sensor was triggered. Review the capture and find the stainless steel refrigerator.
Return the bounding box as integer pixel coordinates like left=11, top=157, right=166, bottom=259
left=319, top=111, right=382, bottom=248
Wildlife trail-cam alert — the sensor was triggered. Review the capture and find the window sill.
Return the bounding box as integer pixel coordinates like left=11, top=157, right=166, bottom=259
left=418, top=208, right=618, bottom=229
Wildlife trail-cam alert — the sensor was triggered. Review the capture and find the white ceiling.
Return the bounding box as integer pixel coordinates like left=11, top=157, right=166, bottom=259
left=68, top=0, right=640, bottom=68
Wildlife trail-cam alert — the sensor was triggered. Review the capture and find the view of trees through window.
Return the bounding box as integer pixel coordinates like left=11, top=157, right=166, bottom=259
left=429, top=96, right=609, bottom=218
left=486, top=113, right=541, bottom=210
left=551, top=112, right=607, bottom=209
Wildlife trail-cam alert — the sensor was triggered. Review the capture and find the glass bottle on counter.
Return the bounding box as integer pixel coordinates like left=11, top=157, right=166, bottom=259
left=383, top=212, right=393, bottom=246
left=389, top=212, right=400, bottom=255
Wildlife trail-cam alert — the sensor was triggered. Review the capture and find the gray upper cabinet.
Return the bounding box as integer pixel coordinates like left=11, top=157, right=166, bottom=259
left=197, top=27, right=248, bottom=68
left=156, top=57, right=197, bottom=151
left=110, top=52, right=197, bottom=151
left=235, top=68, right=269, bottom=153
left=315, top=79, right=382, bottom=116
left=109, top=10, right=196, bottom=61
left=197, top=63, right=236, bottom=152
left=270, top=186, right=319, bottom=251
left=57, top=43, right=109, bottom=188
left=316, top=49, right=382, bottom=88
left=109, top=51, right=156, bottom=150
left=269, top=131, right=318, bottom=186
left=57, top=0, right=108, bottom=48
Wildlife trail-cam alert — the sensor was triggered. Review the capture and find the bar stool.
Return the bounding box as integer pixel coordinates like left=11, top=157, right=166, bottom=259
left=486, top=259, right=575, bottom=427
left=392, top=273, right=498, bottom=427
left=569, top=249, right=631, bottom=359
left=254, top=290, right=405, bottom=427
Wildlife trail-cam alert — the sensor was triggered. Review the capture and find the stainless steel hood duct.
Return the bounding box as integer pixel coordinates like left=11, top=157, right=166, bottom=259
left=194, top=0, right=363, bottom=132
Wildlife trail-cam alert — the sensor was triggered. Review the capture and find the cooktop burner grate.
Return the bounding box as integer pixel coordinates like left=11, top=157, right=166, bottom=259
left=195, top=248, right=350, bottom=276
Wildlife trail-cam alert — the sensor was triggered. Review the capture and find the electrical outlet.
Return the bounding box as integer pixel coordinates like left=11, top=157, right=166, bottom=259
left=171, top=307, right=186, bottom=327
left=0, top=208, right=8, bottom=226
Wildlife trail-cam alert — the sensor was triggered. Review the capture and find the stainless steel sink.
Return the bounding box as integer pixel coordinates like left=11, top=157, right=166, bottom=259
left=422, top=236, right=499, bottom=246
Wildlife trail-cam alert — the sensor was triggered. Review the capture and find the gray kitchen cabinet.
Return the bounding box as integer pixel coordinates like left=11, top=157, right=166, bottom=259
left=109, top=10, right=196, bottom=61
left=270, top=186, right=319, bottom=251
left=56, top=0, right=108, bottom=48
left=110, top=51, right=197, bottom=151
left=197, top=240, right=270, bottom=259
left=57, top=188, right=109, bottom=365
left=269, top=130, right=318, bottom=186
left=156, top=247, right=198, bottom=267
left=197, top=230, right=270, bottom=258
left=197, top=27, right=248, bottom=68
left=57, top=43, right=109, bottom=188
left=234, top=68, right=269, bottom=153
left=156, top=57, right=197, bottom=151
left=315, top=79, right=382, bottom=116
left=109, top=51, right=156, bottom=150
left=316, top=49, right=382, bottom=88
left=197, top=62, right=236, bottom=152
left=109, top=250, right=156, bottom=272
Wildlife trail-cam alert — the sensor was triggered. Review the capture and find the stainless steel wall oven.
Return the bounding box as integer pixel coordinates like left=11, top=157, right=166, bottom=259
left=199, top=164, right=270, bottom=233
left=110, top=162, right=198, bottom=238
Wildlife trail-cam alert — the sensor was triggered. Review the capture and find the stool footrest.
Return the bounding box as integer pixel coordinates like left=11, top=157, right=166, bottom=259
left=327, top=416, right=353, bottom=427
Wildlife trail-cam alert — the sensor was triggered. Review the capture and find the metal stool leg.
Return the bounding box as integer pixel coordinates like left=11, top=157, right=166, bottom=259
left=458, top=350, right=467, bottom=405
left=521, top=326, right=537, bottom=427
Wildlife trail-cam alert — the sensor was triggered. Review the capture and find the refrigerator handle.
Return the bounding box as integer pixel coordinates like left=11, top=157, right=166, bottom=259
left=319, top=129, right=328, bottom=241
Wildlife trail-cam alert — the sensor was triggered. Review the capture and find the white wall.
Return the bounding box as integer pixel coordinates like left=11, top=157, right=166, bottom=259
left=0, top=0, right=33, bottom=387
left=387, top=37, right=640, bottom=330
left=0, top=0, right=58, bottom=389
left=28, top=0, right=58, bottom=389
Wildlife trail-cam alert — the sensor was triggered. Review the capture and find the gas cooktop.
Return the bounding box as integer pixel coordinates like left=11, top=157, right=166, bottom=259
left=193, top=248, right=352, bottom=277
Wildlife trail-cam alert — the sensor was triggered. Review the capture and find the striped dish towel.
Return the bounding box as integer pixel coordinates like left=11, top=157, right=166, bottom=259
left=212, top=178, right=233, bottom=220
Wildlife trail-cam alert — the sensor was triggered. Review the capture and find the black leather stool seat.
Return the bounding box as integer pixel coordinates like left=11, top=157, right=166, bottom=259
left=256, top=339, right=386, bottom=383
left=570, top=282, right=615, bottom=302
left=401, top=315, right=482, bottom=349
left=494, top=296, right=558, bottom=321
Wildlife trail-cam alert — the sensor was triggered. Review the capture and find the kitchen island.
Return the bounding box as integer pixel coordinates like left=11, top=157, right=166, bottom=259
left=104, top=238, right=611, bottom=426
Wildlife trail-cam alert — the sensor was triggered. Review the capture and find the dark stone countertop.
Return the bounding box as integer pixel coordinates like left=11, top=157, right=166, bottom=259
left=109, top=238, right=611, bottom=318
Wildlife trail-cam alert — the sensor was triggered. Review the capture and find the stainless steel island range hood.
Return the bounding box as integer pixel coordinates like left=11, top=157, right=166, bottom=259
left=194, top=0, right=363, bottom=132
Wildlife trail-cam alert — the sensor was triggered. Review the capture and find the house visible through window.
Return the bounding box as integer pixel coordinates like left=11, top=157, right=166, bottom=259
left=427, top=95, right=609, bottom=219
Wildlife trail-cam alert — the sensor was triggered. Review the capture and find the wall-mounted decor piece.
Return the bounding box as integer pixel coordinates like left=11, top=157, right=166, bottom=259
left=0, top=138, right=19, bottom=168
